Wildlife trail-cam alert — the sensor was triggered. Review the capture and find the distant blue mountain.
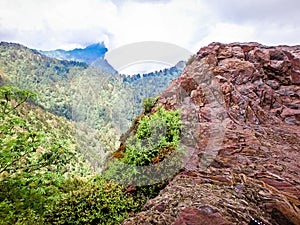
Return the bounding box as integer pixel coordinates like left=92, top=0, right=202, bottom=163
left=40, top=43, right=118, bottom=74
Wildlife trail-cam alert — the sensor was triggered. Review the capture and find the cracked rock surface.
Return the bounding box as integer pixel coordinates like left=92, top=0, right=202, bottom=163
left=122, top=42, right=300, bottom=225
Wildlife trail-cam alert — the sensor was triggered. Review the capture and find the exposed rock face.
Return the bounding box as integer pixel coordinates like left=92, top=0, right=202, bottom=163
left=172, top=206, right=231, bottom=225
left=122, top=43, right=300, bottom=225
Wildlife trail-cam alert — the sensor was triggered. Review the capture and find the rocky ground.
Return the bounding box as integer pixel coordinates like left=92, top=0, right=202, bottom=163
left=122, top=42, right=300, bottom=225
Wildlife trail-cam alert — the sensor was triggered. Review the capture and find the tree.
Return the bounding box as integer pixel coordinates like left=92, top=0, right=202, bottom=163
left=0, top=85, right=75, bottom=224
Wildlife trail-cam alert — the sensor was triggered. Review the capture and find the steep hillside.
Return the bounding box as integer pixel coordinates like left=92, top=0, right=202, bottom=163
left=40, top=43, right=118, bottom=74
left=0, top=42, right=183, bottom=126
left=0, top=84, right=92, bottom=223
left=0, top=42, right=183, bottom=169
left=0, top=42, right=120, bottom=165
left=0, top=84, right=149, bottom=225
left=0, top=69, right=4, bottom=85
left=121, top=42, right=300, bottom=225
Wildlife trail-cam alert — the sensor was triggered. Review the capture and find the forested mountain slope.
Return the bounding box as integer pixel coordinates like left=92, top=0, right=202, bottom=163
left=0, top=85, right=92, bottom=224
left=0, top=42, right=184, bottom=224
left=0, top=42, right=183, bottom=168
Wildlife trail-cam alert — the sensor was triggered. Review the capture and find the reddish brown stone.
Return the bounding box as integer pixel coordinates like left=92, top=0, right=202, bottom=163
left=267, top=60, right=290, bottom=74
left=121, top=43, right=300, bottom=225
left=281, top=108, right=300, bottom=117
left=172, top=206, right=231, bottom=225
left=217, top=46, right=233, bottom=59
left=231, top=46, right=245, bottom=59
left=291, top=69, right=300, bottom=84
left=248, top=48, right=270, bottom=64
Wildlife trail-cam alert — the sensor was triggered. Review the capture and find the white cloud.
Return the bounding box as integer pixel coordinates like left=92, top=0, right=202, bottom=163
left=0, top=0, right=117, bottom=49
left=107, top=0, right=210, bottom=50
left=194, top=23, right=256, bottom=49
left=0, top=0, right=299, bottom=51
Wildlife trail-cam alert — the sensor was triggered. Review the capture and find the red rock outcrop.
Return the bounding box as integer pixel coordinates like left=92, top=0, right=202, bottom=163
left=122, top=42, right=300, bottom=225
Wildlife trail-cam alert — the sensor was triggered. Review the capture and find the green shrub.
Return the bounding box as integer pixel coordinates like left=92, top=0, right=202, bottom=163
left=102, top=106, right=183, bottom=214
left=0, top=85, right=182, bottom=224
left=123, top=106, right=181, bottom=166
left=103, top=106, right=182, bottom=188
left=45, top=176, right=139, bottom=225
left=0, top=86, right=89, bottom=224
left=142, top=97, right=158, bottom=114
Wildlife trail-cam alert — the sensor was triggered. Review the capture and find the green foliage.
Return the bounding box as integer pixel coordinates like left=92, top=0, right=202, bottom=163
left=0, top=84, right=36, bottom=114
left=0, top=86, right=180, bottom=225
left=0, top=43, right=186, bottom=224
left=142, top=96, right=158, bottom=113
left=45, top=176, right=139, bottom=225
left=123, top=106, right=182, bottom=166
left=103, top=106, right=182, bottom=190
left=0, top=42, right=184, bottom=169
left=102, top=107, right=182, bottom=215
left=0, top=85, right=90, bottom=224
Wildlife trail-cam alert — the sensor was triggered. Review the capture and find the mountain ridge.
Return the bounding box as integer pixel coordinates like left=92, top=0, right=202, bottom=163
left=0, top=41, right=184, bottom=169
left=121, top=42, right=300, bottom=225
left=40, top=42, right=118, bottom=74
left=1, top=41, right=299, bottom=224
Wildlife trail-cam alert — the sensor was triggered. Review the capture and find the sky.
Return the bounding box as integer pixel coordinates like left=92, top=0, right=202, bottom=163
left=0, top=0, right=299, bottom=53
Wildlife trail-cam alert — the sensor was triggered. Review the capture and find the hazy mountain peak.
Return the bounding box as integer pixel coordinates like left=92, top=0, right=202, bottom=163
left=84, top=42, right=106, bottom=50
left=69, top=42, right=108, bottom=59
left=40, top=42, right=117, bottom=74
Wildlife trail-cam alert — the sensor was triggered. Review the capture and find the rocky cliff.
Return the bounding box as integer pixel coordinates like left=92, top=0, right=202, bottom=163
left=122, top=42, right=300, bottom=225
